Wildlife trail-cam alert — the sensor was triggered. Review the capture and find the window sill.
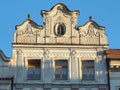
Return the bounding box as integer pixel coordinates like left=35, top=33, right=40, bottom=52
left=52, top=79, right=70, bottom=82
left=80, top=79, right=98, bottom=84
left=25, top=79, right=43, bottom=82
left=81, top=79, right=95, bottom=81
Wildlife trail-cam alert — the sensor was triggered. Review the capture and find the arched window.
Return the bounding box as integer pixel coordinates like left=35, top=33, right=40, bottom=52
left=55, top=23, right=66, bottom=36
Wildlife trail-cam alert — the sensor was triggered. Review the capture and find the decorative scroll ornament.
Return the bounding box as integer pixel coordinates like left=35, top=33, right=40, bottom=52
left=87, top=24, right=95, bottom=36
left=42, top=48, right=50, bottom=59
left=69, top=48, right=76, bottom=56
left=22, top=24, right=36, bottom=36
left=55, top=16, right=65, bottom=24
left=80, top=24, right=100, bottom=37
left=17, top=49, right=23, bottom=55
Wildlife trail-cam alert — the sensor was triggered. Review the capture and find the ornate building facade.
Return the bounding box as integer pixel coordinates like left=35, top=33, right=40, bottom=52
left=0, top=3, right=109, bottom=90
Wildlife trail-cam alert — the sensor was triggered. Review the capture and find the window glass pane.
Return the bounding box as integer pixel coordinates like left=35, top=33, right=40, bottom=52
left=89, top=68, right=94, bottom=79
left=89, top=61, right=94, bottom=66
left=35, top=68, right=40, bottom=74
left=82, top=61, right=94, bottom=80
left=28, top=60, right=40, bottom=67
left=27, top=74, right=33, bottom=79
left=89, top=68, right=94, bottom=74
left=55, top=68, right=60, bottom=79
left=89, top=74, right=94, bottom=79
left=82, top=68, right=87, bottom=79
left=28, top=68, right=34, bottom=74
left=34, top=68, right=41, bottom=79
left=62, top=74, right=67, bottom=80
left=56, top=60, right=67, bottom=66
left=55, top=60, right=68, bottom=80
left=57, top=24, right=66, bottom=35
left=82, top=68, right=87, bottom=74
left=55, top=68, right=60, bottom=74
left=34, top=74, right=40, bottom=79
left=82, top=61, right=94, bottom=67
left=27, top=68, right=34, bottom=79
left=27, top=60, right=41, bottom=80
left=62, top=68, right=67, bottom=74
left=62, top=68, right=67, bottom=80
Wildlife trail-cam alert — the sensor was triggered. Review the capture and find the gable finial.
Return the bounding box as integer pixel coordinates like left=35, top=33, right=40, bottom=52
left=28, top=14, right=31, bottom=20
left=89, top=16, right=92, bottom=21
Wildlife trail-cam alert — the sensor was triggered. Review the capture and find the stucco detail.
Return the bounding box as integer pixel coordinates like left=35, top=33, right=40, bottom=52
left=0, top=3, right=109, bottom=90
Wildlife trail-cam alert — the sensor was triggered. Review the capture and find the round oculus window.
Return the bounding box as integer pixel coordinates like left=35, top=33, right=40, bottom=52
left=55, top=24, right=66, bottom=36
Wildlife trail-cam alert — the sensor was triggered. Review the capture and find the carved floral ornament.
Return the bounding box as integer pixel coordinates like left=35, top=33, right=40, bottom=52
left=78, top=24, right=105, bottom=38
left=16, top=48, right=96, bottom=58
left=13, top=3, right=107, bottom=45
left=41, top=3, right=79, bottom=18
left=17, top=24, right=40, bottom=37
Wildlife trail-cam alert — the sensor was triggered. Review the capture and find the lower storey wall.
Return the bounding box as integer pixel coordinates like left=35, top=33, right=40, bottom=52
left=14, top=84, right=108, bottom=90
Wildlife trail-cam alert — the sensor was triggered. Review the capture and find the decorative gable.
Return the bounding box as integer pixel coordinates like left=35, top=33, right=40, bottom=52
left=41, top=3, right=80, bottom=44
left=13, top=3, right=108, bottom=46
left=13, top=15, right=44, bottom=44
left=78, top=17, right=107, bottom=45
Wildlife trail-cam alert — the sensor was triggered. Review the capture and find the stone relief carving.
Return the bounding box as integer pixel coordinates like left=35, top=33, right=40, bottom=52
left=17, top=49, right=23, bottom=55
left=16, top=23, right=41, bottom=44
left=87, top=24, right=97, bottom=37
left=52, top=51, right=69, bottom=58
left=21, top=49, right=97, bottom=61
left=43, top=48, right=50, bottom=59
left=80, top=24, right=100, bottom=37
left=71, top=16, right=78, bottom=25
left=55, top=16, right=65, bottom=24
left=77, top=51, right=96, bottom=58
left=23, top=50, right=43, bottom=58
left=23, top=25, right=35, bottom=36
left=69, top=48, right=76, bottom=60
left=17, top=24, right=35, bottom=36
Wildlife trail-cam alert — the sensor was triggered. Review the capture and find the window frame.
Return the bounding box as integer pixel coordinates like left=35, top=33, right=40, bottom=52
left=81, top=60, right=95, bottom=80
left=54, top=60, right=68, bottom=80
left=54, top=23, right=66, bottom=36
left=27, top=59, right=41, bottom=80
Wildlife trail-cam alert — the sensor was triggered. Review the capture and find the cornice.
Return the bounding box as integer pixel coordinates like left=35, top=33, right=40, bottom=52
left=41, top=3, right=79, bottom=18
left=12, top=44, right=108, bottom=49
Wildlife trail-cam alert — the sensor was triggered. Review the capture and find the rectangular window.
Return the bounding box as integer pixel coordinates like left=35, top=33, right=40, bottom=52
left=27, top=60, right=41, bottom=80
left=54, top=60, right=68, bottom=80
left=82, top=60, right=95, bottom=80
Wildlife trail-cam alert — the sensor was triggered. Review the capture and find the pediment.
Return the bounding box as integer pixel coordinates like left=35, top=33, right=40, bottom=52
left=41, top=3, right=79, bottom=18
left=16, top=17, right=43, bottom=31
left=77, top=18, right=105, bottom=37
left=14, top=16, right=44, bottom=44
left=78, top=20, right=105, bottom=31
left=13, top=4, right=108, bottom=45
left=15, top=16, right=43, bottom=37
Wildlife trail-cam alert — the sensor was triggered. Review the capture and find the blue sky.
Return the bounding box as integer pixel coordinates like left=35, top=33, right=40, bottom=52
left=0, top=0, right=120, bottom=57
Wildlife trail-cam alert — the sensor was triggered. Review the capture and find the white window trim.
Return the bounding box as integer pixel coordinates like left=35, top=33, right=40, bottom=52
left=24, top=57, right=43, bottom=82
left=78, top=58, right=96, bottom=81
left=52, top=57, right=70, bottom=81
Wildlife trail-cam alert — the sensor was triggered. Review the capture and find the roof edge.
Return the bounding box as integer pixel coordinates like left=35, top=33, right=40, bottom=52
left=0, top=50, right=11, bottom=62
